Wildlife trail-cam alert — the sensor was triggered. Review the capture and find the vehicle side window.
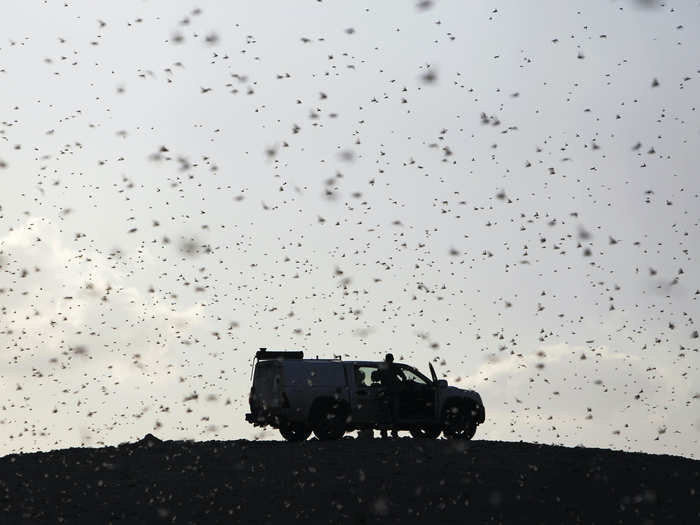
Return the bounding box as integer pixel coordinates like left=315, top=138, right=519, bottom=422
left=401, top=368, right=429, bottom=385
left=354, top=366, right=378, bottom=387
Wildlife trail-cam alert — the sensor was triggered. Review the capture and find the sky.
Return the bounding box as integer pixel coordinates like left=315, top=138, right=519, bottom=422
left=0, top=0, right=698, bottom=458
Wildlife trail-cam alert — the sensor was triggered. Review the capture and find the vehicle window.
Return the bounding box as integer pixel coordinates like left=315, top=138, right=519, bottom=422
left=400, top=367, right=429, bottom=385
left=255, top=362, right=281, bottom=392
left=282, top=361, right=345, bottom=387
left=354, top=366, right=378, bottom=387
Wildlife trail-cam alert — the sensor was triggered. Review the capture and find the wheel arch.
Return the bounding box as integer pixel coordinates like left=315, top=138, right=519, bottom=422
left=441, top=395, right=476, bottom=414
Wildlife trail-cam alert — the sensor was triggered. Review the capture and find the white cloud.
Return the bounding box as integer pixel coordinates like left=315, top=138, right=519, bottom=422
left=458, top=343, right=697, bottom=458
left=0, top=218, right=210, bottom=452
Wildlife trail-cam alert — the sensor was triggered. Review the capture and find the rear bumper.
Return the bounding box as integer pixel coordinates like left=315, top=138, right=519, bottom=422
left=246, top=408, right=292, bottom=428
left=246, top=411, right=271, bottom=427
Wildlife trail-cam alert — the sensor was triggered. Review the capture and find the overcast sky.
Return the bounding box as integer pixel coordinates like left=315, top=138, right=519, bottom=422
left=0, top=0, right=698, bottom=458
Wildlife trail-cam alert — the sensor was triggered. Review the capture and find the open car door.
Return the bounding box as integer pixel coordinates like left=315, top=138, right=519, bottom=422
left=395, top=365, right=438, bottom=422
left=428, top=362, right=438, bottom=383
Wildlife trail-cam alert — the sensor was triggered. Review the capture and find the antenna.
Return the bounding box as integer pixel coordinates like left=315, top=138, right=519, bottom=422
left=250, top=354, right=257, bottom=381
left=250, top=348, right=266, bottom=380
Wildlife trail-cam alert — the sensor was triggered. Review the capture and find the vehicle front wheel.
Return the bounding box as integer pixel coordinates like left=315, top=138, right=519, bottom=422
left=442, top=402, right=478, bottom=440
left=409, top=425, right=442, bottom=439
left=279, top=421, right=312, bottom=442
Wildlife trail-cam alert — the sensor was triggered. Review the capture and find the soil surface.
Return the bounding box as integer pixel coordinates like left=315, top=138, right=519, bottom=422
left=0, top=435, right=697, bottom=524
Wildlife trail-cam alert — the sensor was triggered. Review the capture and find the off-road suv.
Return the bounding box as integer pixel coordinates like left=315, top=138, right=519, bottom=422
left=245, top=349, right=486, bottom=441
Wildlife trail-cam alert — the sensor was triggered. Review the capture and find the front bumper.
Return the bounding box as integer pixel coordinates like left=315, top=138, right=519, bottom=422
left=477, top=403, right=485, bottom=424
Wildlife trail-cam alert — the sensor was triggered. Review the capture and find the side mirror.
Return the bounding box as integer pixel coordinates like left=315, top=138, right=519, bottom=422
left=436, top=379, right=447, bottom=388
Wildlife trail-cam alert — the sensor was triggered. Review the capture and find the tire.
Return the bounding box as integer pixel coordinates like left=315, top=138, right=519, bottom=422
left=279, top=421, right=312, bottom=442
left=312, top=403, right=347, bottom=441
left=442, top=401, right=477, bottom=440
left=409, top=425, right=442, bottom=439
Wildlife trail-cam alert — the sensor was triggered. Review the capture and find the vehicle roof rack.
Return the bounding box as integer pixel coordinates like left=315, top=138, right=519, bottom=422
left=255, top=348, right=304, bottom=360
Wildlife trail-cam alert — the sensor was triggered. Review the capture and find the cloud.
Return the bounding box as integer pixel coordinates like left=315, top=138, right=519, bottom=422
left=458, top=343, right=697, bottom=458
left=0, top=218, right=209, bottom=452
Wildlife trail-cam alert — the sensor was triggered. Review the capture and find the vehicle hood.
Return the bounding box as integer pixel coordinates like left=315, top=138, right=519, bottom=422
left=445, top=386, right=483, bottom=405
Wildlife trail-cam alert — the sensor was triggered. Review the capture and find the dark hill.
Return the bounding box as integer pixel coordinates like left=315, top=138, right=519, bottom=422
left=0, top=437, right=697, bottom=524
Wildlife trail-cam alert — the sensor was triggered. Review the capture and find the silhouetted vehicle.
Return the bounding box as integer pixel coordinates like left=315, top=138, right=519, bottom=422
left=245, top=349, right=485, bottom=441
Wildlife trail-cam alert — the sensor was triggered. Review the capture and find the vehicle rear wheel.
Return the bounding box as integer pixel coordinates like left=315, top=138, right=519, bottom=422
left=312, top=404, right=347, bottom=440
left=442, top=402, right=477, bottom=440
left=409, top=425, right=442, bottom=439
left=279, top=421, right=311, bottom=442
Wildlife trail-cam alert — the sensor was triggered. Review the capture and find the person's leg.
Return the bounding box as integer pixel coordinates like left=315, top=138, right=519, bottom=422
left=357, top=428, right=374, bottom=439
left=390, top=391, right=399, bottom=437
left=380, top=391, right=390, bottom=438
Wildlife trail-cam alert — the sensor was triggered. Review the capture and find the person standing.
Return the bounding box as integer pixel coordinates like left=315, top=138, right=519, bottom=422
left=378, top=353, right=403, bottom=437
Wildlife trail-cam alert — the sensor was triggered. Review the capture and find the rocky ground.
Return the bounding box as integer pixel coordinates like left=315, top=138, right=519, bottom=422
left=0, top=434, right=697, bottom=524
